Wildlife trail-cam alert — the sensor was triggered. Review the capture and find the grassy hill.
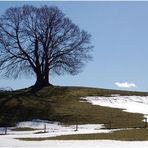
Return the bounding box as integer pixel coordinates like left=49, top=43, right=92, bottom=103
left=0, top=86, right=148, bottom=128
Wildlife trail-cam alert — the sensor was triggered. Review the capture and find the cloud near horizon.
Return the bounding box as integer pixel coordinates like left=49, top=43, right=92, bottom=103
left=115, top=82, right=136, bottom=88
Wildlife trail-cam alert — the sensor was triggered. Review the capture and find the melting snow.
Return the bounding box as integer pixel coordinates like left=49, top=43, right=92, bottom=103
left=83, top=96, right=148, bottom=118
left=0, top=120, right=111, bottom=147
left=1, top=95, right=148, bottom=147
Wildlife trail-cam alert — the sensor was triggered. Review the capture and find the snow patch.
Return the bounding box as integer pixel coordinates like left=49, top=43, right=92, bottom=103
left=0, top=120, right=112, bottom=147
left=83, top=96, right=148, bottom=118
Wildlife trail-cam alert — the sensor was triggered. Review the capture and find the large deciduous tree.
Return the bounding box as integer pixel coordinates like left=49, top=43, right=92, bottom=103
left=0, top=5, right=93, bottom=88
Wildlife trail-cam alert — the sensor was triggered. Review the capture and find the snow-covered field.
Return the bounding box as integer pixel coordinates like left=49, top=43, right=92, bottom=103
left=0, top=120, right=112, bottom=147
left=1, top=139, right=148, bottom=148
left=83, top=95, right=148, bottom=118
left=0, top=95, right=148, bottom=147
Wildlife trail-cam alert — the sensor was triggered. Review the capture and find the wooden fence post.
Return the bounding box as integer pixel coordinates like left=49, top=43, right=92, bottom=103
left=44, top=123, right=47, bottom=133
left=144, top=118, right=147, bottom=128
left=5, top=127, right=7, bottom=135
left=75, top=121, right=78, bottom=131
left=108, top=120, right=111, bottom=129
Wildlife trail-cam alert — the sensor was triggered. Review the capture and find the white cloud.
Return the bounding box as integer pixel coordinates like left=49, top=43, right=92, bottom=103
left=115, top=82, right=136, bottom=88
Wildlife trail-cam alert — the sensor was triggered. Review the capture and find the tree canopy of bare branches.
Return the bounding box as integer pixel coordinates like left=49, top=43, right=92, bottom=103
left=0, top=5, right=93, bottom=88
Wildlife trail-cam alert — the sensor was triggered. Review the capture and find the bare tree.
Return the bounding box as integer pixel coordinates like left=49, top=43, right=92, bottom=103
left=0, top=5, right=93, bottom=88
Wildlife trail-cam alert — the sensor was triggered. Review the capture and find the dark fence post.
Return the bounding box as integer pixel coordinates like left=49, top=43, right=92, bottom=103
left=144, top=118, right=147, bottom=128
left=5, top=127, right=7, bottom=135
left=44, top=123, right=46, bottom=133
left=108, top=120, right=111, bottom=129
left=75, top=121, right=78, bottom=131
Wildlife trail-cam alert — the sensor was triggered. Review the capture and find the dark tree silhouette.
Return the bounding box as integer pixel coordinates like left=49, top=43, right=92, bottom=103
left=0, top=5, right=93, bottom=88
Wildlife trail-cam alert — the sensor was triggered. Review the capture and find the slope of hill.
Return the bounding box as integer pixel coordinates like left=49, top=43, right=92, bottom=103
left=0, top=86, right=148, bottom=128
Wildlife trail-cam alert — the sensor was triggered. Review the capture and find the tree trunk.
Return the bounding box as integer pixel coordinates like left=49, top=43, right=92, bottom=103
left=34, top=73, right=51, bottom=88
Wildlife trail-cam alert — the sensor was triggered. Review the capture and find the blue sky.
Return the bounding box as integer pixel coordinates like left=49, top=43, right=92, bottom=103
left=0, top=1, right=148, bottom=91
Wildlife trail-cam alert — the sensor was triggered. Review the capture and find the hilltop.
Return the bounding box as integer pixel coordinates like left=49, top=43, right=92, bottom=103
left=0, top=86, right=148, bottom=128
